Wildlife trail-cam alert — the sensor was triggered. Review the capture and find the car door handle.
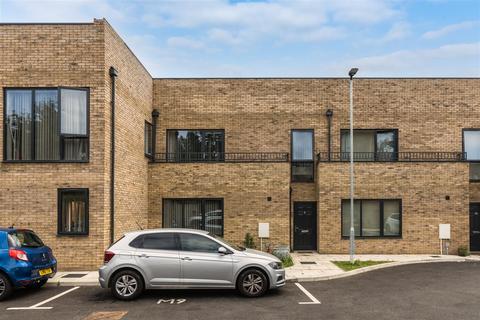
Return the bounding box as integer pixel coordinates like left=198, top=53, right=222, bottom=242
left=139, top=254, right=149, bottom=258
left=181, top=257, right=192, bottom=261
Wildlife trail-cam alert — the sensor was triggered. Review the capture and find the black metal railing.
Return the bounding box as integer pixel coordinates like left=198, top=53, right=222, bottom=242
left=154, top=152, right=289, bottom=163
left=317, top=152, right=466, bottom=162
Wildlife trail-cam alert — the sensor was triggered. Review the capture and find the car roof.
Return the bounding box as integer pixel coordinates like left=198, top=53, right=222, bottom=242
left=124, top=228, right=210, bottom=236
left=0, top=227, right=33, bottom=233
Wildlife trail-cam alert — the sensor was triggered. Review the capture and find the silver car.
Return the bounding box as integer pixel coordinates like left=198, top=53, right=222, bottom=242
left=99, top=229, right=285, bottom=300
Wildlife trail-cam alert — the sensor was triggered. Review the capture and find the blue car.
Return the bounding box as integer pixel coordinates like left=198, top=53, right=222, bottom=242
left=0, top=228, right=57, bottom=300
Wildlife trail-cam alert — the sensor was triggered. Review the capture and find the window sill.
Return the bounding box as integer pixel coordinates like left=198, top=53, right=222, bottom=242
left=57, top=232, right=89, bottom=236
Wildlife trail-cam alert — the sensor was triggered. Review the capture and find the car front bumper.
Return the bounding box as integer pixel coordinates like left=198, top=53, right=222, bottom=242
left=270, top=268, right=286, bottom=288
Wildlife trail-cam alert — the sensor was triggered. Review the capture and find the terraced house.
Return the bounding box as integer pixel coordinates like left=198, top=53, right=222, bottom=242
left=1, top=19, right=479, bottom=270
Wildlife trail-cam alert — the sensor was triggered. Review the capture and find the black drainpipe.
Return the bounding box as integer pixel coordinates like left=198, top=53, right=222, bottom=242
left=289, top=186, right=292, bottom=252
left=109, top=66, right=118, bottom=244
left=325, top=109, right=333, bottom=161
left=151, top=109, right=160, bottom=162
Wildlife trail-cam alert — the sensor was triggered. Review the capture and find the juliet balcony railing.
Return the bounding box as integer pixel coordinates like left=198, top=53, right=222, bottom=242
left=317, top=152, right=466, bottom=162
left=154, top=152, right=289, bottom=163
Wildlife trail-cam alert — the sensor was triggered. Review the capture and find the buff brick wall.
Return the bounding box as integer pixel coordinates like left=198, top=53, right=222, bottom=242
left=148, top=163, right=290, bottom=248
left=318, top=163, right=470, bottom=254
left=0, top=21, right=108, bottom=269
left=103, top=21, right=153, bottom=240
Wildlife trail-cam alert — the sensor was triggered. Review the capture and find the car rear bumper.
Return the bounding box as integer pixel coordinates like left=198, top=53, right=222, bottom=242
left=10, top=262, right=57, bottom=287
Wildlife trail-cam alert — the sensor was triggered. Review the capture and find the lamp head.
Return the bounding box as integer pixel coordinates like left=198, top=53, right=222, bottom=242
left=348, top=68, right=358, bottom=79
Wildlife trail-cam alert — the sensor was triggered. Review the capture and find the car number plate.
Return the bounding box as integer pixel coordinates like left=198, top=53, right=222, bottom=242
left=39, top=268, right=52, bottom=276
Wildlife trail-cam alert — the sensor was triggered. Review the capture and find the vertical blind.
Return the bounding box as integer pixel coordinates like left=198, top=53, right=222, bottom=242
left=5, top=88, right=88, bottom=161
left=292, top=131, right=313, bottom=160
left=60, top=190, right=88, bottom=234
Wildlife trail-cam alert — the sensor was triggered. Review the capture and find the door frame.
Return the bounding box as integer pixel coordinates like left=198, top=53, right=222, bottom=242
left=470, top=203, right=480, bottom=251
left=293, top=201, right=318, bottom=251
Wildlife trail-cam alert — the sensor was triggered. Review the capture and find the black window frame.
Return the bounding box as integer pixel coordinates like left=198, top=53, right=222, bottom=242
left=3, top=87, right=90, bottom=163
left=144, top=121, right=153, bottom=159
left=291, top=129, right=315, bottom=182
left=340, top=129, right=398, bottom=162
left=166, top=129, right=225, bottom=162
left=57, top=188, right=89, bottom=236
left=341, top=199, right=402, bottom=239
left=462, top=128, right=480, bottom=182
left=162, top=198, right=224, bottom=236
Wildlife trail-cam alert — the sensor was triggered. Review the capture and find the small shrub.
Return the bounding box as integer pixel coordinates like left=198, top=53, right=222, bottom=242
left=272, top=245, right=294, bottom=268
left=458, top=246, right=470, bottom=257
left=243, top=233, right=256, bottom=249
left=280, top=255, right=294, bottom=268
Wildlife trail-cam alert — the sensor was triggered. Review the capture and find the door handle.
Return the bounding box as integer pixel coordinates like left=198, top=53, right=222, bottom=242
left=139, top=253, right=149, bottom=258
left=181, top=257, right=192, bottom=261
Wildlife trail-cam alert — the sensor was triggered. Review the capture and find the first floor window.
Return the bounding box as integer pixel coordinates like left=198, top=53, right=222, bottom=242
left=463, top=130, right=480, bottom=181
left=470, top=163, right=480, bottom=182
left=341, top=129, right=397, bottom=161
left=4, top=88, right=88, bottom=161
left=145, top=121, right=153, bottom=158
left=166, top=129, right=224, bottom=162
left=291, top=129, right=314, bottom=182
left=163, top=199, right=223, bottom=236
left=58, top=188, right=89, bottom=235
left=342, top=199, right=401, bottom=237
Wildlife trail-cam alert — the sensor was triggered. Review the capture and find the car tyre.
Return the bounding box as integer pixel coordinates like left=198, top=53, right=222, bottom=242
left=111, top=270, right=144, bottom=301
left=237, top=269, right=268, bottom=298
left=0, top=273, right=13, bottom=301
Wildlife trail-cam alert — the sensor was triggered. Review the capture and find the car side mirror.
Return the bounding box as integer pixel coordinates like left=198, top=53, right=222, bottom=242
left=218, top=246, right=228, bottom=255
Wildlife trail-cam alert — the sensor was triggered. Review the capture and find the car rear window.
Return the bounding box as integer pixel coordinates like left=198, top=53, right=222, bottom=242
left=8, top=230, right=44, bottom=248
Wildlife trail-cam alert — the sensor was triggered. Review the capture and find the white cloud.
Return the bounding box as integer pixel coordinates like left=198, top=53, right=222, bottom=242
left=167, top=37, right=206, bottom=50
left=383, top=21, right=411, bottom=41
left=422, top=21, right=479, bottom=39
left=341, top=42, right=480, bottom=76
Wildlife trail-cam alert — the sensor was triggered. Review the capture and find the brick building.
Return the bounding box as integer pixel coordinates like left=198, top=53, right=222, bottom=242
left=1, top=19, right=479, bottom=270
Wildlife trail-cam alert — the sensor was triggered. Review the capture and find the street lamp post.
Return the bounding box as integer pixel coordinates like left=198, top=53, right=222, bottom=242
left=348, top=67, right=358, bottom=264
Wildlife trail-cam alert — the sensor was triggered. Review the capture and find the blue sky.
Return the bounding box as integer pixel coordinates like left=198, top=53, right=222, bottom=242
left=0, top=0, right=479, bottom=77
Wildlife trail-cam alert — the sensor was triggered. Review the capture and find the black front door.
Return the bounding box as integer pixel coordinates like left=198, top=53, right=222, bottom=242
left=293, top=202, right=317, bottom=251
left=470, top=203, right=480, bottom=251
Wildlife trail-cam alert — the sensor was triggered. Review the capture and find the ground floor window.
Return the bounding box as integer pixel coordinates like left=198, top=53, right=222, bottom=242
left=163, top=199, right=223, bottom=236
left=341, top=199, right=401, bottom=237
left=58, top=188, right=89, bottom=235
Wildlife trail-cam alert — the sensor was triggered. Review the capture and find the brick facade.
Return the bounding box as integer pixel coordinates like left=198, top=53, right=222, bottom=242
left=0, top=20, right=479, bottom=270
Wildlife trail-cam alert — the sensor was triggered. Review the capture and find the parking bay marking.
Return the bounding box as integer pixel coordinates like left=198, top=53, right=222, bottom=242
left=157, top=298, right=187, bottom=305
left=295, top=283, right=321, bottom=305
left=7, top=286, right=80, bottom=310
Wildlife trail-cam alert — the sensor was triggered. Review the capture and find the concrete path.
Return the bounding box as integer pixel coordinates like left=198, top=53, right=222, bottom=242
left=47, top=254, right=480, bottom=286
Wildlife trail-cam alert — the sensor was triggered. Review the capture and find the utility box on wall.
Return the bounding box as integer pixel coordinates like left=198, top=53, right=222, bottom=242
left=258, top=223, right=270, bottom=238
left=439, top=224, right=451, bottom=239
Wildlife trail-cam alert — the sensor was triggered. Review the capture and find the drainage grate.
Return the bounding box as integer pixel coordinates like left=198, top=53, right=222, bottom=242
left=300, top=261, right=317, bottom=265
left=61, top=273, right=88, bottom=278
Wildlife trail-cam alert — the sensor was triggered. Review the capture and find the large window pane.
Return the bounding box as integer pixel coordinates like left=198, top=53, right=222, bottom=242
left=144, top=122, right=153, bottom=157
left=58, top=189, right=88, bottom=235
left=60, top=89, right=87, bottom=135
left=470, top=163, right=480, bottom=181
left=362, top=200, right=380, bottom=236
left=342, top=201, right=361, bottom=237
left=384, top=200, right=401, bottom=236
left=5, top=90, right=32, bottom=160
left=35, top=90, right=60, bottom=160
left=167, top=130, right=224, bottom=162
left=292, top=162, right=314, bottom=182
left=63, top=137, right=88, bottom=161
left=376, top=131, right=396, bottom=161
left=292, top=131, right=313, bottom=160
left=163, top=199, right=224, bottom=236
left=341, top=131, right=375, bottom=161
left=464, top=131, right=480, bottom=160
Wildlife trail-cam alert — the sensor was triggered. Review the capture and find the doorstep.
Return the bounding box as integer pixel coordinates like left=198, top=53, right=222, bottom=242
left=47, top=271, right=99, bottom=287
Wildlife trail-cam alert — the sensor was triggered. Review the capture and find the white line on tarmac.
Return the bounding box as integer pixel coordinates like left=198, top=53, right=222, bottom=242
left=295, top=283, right=321, bottom=305
left=7, top=286, right=80, bottom=310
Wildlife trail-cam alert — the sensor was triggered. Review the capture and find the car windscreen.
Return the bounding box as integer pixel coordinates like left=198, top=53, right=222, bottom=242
left=8, top=230, right=44, bottom=248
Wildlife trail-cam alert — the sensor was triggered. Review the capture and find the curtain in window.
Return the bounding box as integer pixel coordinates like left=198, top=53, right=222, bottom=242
left=342, top=201, right=361, bottom=236
left=464, top=131, right=480, bottom=160
left=361, top=200, right=380, bottom=236
left=144, top=123, right=153, bottom=156
left=63, top=138, right=88, bottom=161
left=35, top=90, right=60, bottom=160
left=204, top=200, right=223, bottom=236
left=61, top=89, right=87, bottom=135
left=292, top=131, right=313, bottom=160
left=164, top=200, right=184, bottom=228
left=6, top=90, right=32, bottom=160
left=61, top=192, right=86, bottom=233
left=383, top=200, right=401, bottom=236
left=341, top=131, right=375, bottom=160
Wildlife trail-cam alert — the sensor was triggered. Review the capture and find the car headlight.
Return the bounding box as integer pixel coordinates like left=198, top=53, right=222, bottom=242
left=269, top=261, right=282, bottom=270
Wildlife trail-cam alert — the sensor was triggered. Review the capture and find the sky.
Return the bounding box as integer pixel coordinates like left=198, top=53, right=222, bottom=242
left=0, top=0, right=479, bottom=77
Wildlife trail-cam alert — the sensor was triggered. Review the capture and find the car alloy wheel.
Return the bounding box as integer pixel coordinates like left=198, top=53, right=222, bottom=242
left=115, top=275, right=138, bottom=297
left=242, top=273, right=264, bottom=295
left=0, top=278, right=5, bottom=296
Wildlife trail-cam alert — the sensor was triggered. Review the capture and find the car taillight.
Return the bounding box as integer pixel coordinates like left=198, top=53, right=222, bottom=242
left=104, top=251, right=115, bottom=263
left=9, top=248, right=28, bottom=262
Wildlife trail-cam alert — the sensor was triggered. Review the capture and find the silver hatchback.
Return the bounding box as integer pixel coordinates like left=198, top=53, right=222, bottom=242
left=99, top=229, right=285, bottom=300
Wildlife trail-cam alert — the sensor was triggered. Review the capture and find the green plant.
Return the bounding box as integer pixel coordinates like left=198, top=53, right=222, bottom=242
left=243, top=233, right=256, bottom=249
left=271, top=246, right=294, bottom=268
left=458, top=246, right=470, bottom=257
left=332, top=260, right=389, bottom=271
left=280, top=255, right=294, bottom=268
